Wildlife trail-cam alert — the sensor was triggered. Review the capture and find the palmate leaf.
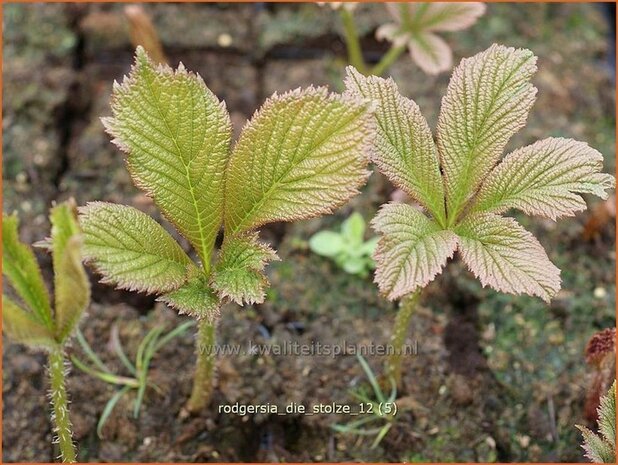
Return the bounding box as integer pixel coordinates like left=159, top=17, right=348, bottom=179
left=2, top=213, right=53, bottom=329
left=223, top=86, right=373, bottom=234
left=372, top=203, right=458, bottom=300
left=49, top=201, right=91, bottom=342
left=103, top=46, right=232, bottom=266
left=455, top=213, right=561, bottom=302
left=378, top=2, right=486, bottom=75
left=211, top=232, right=279, bottom=305
left=473, top=137, right=616, bottom=220
left=80, top=202, right=195, bottom=294
left=436, top=44, right=538, bottom=219
left=365, top=44, right=614, bottom=304
left=344, top=68, right=446, bottom=224
left=2, top=295, right=56, bottom=348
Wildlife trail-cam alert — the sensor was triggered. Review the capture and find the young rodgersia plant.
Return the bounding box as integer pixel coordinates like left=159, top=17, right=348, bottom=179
left=321, top=2, right=485, bottom=76
left=2, top=200, right=90, bottom=463
left=375, top=2, right=486, bottom=75
left=79, top=47, right=374, bottom=412
left=344, top=44, right=615, bottom=386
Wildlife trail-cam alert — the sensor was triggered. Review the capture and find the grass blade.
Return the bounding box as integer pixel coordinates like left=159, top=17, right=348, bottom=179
left=71, top=356, right=139, bottom=388
left=75, top=328, right=111, bottom=374
left=356, top=353, right=386, bottom=404
left=110, top=324, right=136, bottom=375
left=97, top=385, right=132, bottom=438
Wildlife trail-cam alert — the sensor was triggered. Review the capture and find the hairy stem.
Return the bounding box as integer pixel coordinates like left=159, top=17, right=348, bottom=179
left=371, top=45, right=406, bottom=77
left=49, top=348, right=76, bottom=463
left=187, top=319, right=217, bottom=412
left=340, top=8, right=367, bottom=74
left=386, top=290, right=421, bottom=388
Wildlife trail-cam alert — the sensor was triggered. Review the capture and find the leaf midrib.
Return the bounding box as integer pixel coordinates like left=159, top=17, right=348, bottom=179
left=142, top=70, right=211, bottom=272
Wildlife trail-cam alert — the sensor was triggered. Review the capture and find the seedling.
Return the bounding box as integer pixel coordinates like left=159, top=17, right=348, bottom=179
left=323, top=2, right=485, bottom=76
left=332, top=354, right=397, bottom=449
left=309, top=212, right=378, bottom=277
left=577, top=381, right=616, bottom=463
left=71, top=320, right=194, bottom=437
left=2, top=200, right=90, bottom=463
left=344, top=44, right=615, bottom=386
left=79, top=47, right=374, bottom=412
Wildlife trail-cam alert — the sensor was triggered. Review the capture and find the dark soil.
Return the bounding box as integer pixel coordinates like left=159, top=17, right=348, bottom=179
left=3, top=3, right=615, bottom=462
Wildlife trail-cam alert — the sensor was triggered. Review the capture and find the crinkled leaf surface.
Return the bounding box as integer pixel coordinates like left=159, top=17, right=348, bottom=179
left=372, top=203, right=458, bottom=300
left=103, top=46, right=232, bottom=265
left=344, top=68, right=446, bottom=223
left=436, top=44, right=537, bottom=219
left=577, top=424, right=616, bottom=463
left=158, top=276, right=220, bottom=320
left=598, top=381, right=616, bottom=446
left=2, top=296, right=56, bottom=348
left=473, top=137, right=616, bottom=220
left=224, top=87, right=372, bottom=234
left=2, top=214, right=53, bottom=329
left=80, top=202, right=195, bottom=294
left=211, top=233, right=279, bottom=305
left=455, top=213, right=560, bottom=302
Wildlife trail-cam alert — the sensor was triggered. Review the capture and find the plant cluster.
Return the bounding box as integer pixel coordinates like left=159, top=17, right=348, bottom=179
left=3, top=36, right=615, bottom=459
left=78, top=46, right=374, bottom=412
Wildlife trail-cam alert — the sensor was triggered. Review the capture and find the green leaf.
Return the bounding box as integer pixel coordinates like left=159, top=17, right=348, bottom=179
left=158, top=276, right=220, bottom=320
left=80, top=202, right=195, bottom=294
left=309, top=231, right=344, bottom=257
left=344, top=68, right=446, bottom=224
left=48, top=200, right=81, bottom=272
left=342, top=256, right=366, bottom=275
left=103, top=47, right=232, bottom=266
left=54, top=236, right=91, bottom=343
left=436, top=44, right=538, bottom=221
left=598, top=381, right=616, bottom=446
left=49, top=201, right=91, bottom=342
left=97, top=385, right=132, bottom=439
left=342, top=212, right=366, bottom=244
left=211, top=232, right=279, bottom=305
left=473, top=138, right=616, bottom=220
left=577, top=425, right=616, bottom=463
left=360, top=236, right=379, bottom=256
left=224, top=86, right=372, bottom=234
left=372, top=203, right=458, bottom=300
left=2, top=213, right=53, bottom=329
left=455, top=213, right=561, bottom=302
left=2, top=295, right=56, bottom=348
